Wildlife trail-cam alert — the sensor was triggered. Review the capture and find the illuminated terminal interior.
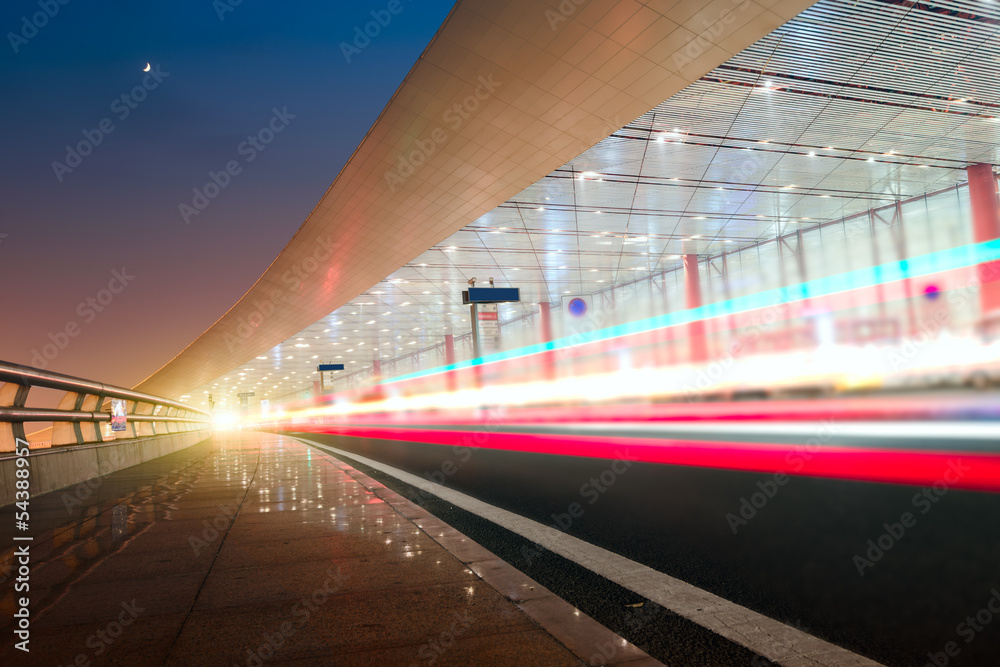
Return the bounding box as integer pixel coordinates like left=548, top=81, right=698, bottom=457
left=191, top=0, right=1000, bottom=419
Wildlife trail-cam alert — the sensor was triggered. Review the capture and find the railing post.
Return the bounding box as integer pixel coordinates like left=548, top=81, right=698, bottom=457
left=0, top=382, right=29, bottom=453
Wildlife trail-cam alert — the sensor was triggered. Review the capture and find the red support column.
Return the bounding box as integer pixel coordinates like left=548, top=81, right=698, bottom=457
left=539, top=302, right=553, bottom=342
left=369, top=360, right=384, bottom=401
left=684, top=254, right=708, bottom=362
left=968, top=163, right=1000, bottom=317
left=444, top=334, right=456, bottom=364
left=444, top=334, right=456, bottom=391
left=539, top=302, right=555, bottom=380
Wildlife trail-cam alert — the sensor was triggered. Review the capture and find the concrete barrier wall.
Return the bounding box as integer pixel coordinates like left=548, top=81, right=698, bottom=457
left=0, top=430, right=210, bottom=507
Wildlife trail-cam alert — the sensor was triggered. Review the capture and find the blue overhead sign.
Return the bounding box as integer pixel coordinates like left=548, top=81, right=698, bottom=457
left=464, top=287, right=520, bottom=304
left=317, top=364, right=345, bottom=371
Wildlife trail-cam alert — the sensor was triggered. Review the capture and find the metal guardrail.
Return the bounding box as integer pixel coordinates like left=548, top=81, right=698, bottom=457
left=0, top=359, right=210, bottom=452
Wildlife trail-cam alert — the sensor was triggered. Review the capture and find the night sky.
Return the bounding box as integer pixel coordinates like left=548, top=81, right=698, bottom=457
left=0, top=0, right=456, bottom=390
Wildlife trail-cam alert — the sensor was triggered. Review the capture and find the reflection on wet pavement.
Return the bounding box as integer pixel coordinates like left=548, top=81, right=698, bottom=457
left=0, top=431, right=591, bottom=665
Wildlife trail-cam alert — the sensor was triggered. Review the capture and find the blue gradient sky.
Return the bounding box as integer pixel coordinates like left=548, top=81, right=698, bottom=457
left=0, top=0, right=455, bottom=388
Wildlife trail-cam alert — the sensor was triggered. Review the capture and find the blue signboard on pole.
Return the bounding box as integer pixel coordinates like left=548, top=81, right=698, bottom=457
left=317, top=364, right=345, bottom=372
left=464, top=287, right=520, bottom=304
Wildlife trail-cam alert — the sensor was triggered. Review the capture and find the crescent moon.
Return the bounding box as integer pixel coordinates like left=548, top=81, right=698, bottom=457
left=143, top=63, right=151, bottom=72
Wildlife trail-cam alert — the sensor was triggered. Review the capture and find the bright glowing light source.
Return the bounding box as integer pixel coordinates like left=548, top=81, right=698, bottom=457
left=295, top=344, right=309, bottom=348
left=213, top=413, right=238, bottom=429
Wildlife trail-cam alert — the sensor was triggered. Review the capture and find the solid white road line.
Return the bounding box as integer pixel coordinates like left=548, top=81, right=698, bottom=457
left=297, top=436, right=884, bottom=667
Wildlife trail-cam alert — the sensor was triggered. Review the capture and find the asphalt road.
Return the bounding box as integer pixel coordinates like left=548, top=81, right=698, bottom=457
left=290, top=428, right=1000, bottom=667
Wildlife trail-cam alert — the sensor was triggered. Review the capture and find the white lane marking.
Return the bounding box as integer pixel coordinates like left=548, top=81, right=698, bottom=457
left=297, top=436, right=884, bottom=667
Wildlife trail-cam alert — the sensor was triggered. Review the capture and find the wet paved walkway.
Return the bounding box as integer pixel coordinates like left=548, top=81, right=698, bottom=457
left=0, top=431, right=656, bottom=665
